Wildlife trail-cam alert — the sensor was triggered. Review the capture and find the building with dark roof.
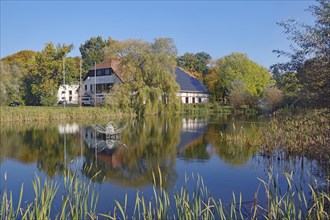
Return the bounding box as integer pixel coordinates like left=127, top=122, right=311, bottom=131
left=81, top=60, right=123, bottom=105
left=81, top=61, right=209, bottom=105
left=174, top=67, right=210, bottom=104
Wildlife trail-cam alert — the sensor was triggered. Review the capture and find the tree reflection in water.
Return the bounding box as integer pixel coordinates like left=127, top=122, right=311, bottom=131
left=1, top=115, right=327, bottom=191
left=0, top=123, right=83, bottom=177
left=82, top=116, right=181, bottom=189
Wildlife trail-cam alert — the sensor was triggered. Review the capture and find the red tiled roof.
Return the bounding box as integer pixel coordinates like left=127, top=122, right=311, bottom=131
left=88, top=59, right=124, bottom=81
left=89, top=59, right=121, bottom=71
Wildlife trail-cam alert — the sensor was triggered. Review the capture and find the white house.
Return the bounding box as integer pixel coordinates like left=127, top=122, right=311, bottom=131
left=174, top=67, right=210, bottom=104
left=80, top=60, right=209, bottom=105
left=57, top=84, right=79, bottom=104
left=81, top=60, right=123, bottom=105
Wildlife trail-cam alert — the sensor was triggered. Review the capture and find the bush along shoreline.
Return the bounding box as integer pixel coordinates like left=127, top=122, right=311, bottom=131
left=1, top=168, right=329, bottom=219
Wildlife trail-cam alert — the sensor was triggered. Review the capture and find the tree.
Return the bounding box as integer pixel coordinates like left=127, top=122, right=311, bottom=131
left=176, top=52, right=211, bottom=80
left=195, top=52, right=212, bottom=76
left=0, top=50, right=37, bottom=105
left=228, top=80, right=248, bottom=108
left=263, top=85, right=283, bottom=109
left=30, top=42, right=74, bottom=106
left=299, top=57, right=329, bottom=107
left=273, top=0, right=330, bottom=107
left=79, top=36, right=113, bottom=73
left=104, top=38, right=180, bottom=115
left=209, top=53, right=272, bottom=104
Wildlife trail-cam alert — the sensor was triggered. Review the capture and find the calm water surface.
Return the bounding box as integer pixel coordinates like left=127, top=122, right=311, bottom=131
left=0, top=115, right=325, bottom=215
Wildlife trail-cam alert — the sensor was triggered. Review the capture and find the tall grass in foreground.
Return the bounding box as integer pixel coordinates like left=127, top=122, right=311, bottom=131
left=1, top=167, right=101, bottom=220
left=1, top=168, right=329, bottom=219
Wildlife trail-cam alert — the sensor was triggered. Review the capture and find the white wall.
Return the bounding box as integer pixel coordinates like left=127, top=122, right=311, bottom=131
left=177, top=92, right=209, bottom=104
left=57, top=85, right=79, bottom=104
left=82, top=75, right=122, bottom=95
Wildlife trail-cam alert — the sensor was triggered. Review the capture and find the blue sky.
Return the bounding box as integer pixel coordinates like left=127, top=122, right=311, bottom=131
left=1, top=1, right=314, bottom=68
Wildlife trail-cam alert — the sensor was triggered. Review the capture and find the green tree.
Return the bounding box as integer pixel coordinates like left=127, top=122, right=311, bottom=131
left=273, top=0, right=330, bottom=107
left=299, top=57, right=329, bottom=107
left=177, top=52, right=211, bottom=80
left=211, top=53, right=272, bottom=104
left=79, top=36, right=112, bottom=73
left=104, top=38, right=180, bottom=115
left=30, top=42, right=74, bottom=106
left=0, top=62, right=21, bottom=105
left=0, top=50, right=37, bottom=105
left=277, top=72, right=301, bottom=106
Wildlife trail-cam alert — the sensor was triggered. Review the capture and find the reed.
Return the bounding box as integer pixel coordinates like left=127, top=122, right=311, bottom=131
left=1, top=169, right=329, bottom=219
left=0, top=106, right=135, bottom=123
left=181, top=103, right=233, bottom=115
left=219, top=108, right=329, bottom=170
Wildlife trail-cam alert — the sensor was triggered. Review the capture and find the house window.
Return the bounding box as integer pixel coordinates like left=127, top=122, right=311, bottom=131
left=85, top=85, right=87, bottom=91
left=105, top=69, right=110, bottom=75
left=199, top=98, right=202, bottom=103
left=192, top=97, right=195, bottom=103
left=185, top=97, right=189, bottom=103
left=96, top=84, right=102, bottom=93
left=69, top=97, right=72, bottom=101
left=90, top=85, right=93, bottom=91
left=96, top=70, right=102, bottom=76
left=69, top=90, right=72, bottom=95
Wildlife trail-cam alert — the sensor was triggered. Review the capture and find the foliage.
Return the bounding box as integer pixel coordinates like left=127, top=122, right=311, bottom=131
left=104, top=38, right=180, bottom=115
left=273, top=0, right=330, bottom=108
left=0, top=62, right=23, bottom=105
left=0, top=50, right=37, bottom=105
left=29, top=43, right=74, bottom=106
left=299, top=57, right=330, bottom=107
left=262, top=84, right=283, bottom=109
left=79, top=36, right=115, bottom=73
left=261, top=109, right=330, bottom=169
left=228, top=80, right=249, bottom=109
left=207, top=53, right=272, bottom=104
left=177, top=52, right=211, bottom=80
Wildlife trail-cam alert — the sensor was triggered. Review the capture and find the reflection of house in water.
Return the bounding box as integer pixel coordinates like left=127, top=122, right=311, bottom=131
left=176, top=118, right=212, bottom=160
left=80, top=126, right=126, bottom=168
left=58, top=123, right=80, bottom=134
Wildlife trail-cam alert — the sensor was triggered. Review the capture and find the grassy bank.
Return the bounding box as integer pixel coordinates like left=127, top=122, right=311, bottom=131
left=181, top=103, right=233, bottom=115
left=1, top=168, right=329, bottom=219
left=0, top=106, right=134, bottom=122
left=181, top=103, right=259, bottom=116
left=1, top=104, right=257, bottom=123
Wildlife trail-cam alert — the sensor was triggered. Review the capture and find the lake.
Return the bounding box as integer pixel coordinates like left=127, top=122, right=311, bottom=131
left=0, top=115, right=326, bottom=216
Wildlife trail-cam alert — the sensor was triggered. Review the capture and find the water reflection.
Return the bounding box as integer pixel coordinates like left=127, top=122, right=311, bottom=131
left=82, top=117, right=180, bottom=188
left=1, top=115, right=327, bottom=189
left=0, top=116, right=263, bottom=182
left=176, top=118, right=211, bottom=161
